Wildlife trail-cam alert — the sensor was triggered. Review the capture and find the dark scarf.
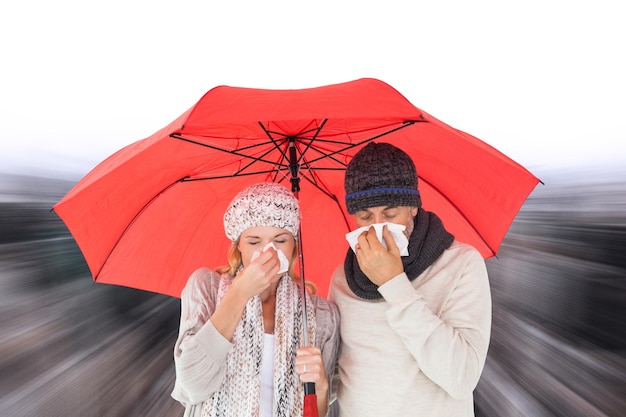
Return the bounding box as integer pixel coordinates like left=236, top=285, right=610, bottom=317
left=344, top=208, right=454, bottom=300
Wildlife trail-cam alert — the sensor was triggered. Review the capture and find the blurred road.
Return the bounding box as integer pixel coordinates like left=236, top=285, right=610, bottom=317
left=0, top=174, right=183, bottom=417
left=1, top=169, right=624, bottom=417
left=475, top=168, right=626, bottom=417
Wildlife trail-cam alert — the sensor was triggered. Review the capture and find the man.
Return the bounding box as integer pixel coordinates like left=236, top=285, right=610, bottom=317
left=328, top=142, right=491, bottom=416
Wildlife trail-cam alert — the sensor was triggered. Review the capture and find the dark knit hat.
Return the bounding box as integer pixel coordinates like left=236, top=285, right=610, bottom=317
left=345, top=142, right=421, bottom=213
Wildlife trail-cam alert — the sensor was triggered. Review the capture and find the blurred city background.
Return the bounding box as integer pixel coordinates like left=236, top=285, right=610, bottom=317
left=1, top=166, right=624, bottom=417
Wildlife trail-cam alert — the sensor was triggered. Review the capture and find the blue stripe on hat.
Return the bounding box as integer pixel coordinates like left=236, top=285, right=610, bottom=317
left=345, top=188, right=420, bottom=199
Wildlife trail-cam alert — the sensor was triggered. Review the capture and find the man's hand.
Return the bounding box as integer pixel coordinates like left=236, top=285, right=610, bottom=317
left=355, top=224, right=404, bottom=286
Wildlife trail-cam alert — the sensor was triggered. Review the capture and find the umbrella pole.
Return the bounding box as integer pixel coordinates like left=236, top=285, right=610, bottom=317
left=296, top=227, right=311, bottom=348
left=296, top=226, right=311, bottom=348
left=297, top=224, right=318, bottom=416
left=289, top=140, right=319, bottom=417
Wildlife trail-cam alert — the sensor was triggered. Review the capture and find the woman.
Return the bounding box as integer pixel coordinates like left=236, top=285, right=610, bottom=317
left=171, top=182, right=340, bottom=417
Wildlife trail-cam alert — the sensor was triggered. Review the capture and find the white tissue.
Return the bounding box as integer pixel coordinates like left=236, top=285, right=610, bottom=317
left=345, top=222, right=409, bottom=256
left=250, top=242, right=290, bottom=274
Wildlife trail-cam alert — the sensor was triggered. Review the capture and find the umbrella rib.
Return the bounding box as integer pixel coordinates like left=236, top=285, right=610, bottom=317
left=170, top=120, right=426, bottom=238
left=263, top=125, right=326, bottom=140
left=239, top=138, right=285, bottom=177
left=94, top=178, right=183, bottom=280
left=171, top=134, right=289, bottom=175
left=262, top=120, right=422, bottom=174
left=300, top=173, right=353, bottom=235
left=257, top=123, right=292, bottom=183
left=295, top=120, right=327, bottom=166
left=419, top=176, right=497, bottom=257
left=305, top=120, right=420, bottom=166
left=172, top=120, right=422, bottom=175
left=181, top=170, right=291, bottom=181
left=257, top=120, right=327, bottom=159
left=256, top=120, right=425, bottom=211
left=258, top=120, right=325, bottom=187
left=274, top=120, right=423, bottom=171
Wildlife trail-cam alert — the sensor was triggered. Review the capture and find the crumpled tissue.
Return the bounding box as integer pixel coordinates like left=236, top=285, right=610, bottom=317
left=345, top=222, right=409, bottom=256
left=250, top=242, right=290, bottom=274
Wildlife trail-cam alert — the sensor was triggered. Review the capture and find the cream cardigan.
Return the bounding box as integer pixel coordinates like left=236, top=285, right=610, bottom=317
left=171, top=268, right=341, bottom=417
left=328, top=241, right=491, bottom=417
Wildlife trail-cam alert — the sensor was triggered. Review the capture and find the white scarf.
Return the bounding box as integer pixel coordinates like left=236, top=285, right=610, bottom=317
left=203, top=274, right=316, bottom=417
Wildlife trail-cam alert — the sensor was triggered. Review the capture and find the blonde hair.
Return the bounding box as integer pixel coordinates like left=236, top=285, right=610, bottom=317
left=216, top=241, right=317, bottom=294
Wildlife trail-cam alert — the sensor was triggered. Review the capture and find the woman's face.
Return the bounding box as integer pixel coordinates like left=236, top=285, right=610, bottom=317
left=238, top=226, right=296, bottom=268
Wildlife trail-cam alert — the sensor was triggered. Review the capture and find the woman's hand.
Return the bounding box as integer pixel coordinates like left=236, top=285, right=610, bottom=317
left=233, top=248, right=280, bottom=299
left=296, top=346, right=329, bottom=417
left=210, top=248, right=280, bottom=341
left=296, top=346, right=328, bottom=390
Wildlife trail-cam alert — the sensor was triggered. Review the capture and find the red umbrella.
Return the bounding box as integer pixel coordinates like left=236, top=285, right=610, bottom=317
left=53, top=78, right=540, bottom=300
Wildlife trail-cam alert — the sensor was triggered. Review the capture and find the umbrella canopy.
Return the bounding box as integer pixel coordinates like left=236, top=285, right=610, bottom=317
left=53, top=78, right=540, bottom=298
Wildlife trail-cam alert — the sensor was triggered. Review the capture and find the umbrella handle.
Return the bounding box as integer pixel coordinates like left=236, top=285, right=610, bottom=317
left=303, top=382, right=318, bottom=417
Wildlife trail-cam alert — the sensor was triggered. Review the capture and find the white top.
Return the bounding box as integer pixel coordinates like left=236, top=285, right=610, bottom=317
left=259, top=333, right=275, bottom=417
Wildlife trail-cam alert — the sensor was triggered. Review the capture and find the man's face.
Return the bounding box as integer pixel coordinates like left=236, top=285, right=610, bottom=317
left=353, top=205, right=418, bottom=236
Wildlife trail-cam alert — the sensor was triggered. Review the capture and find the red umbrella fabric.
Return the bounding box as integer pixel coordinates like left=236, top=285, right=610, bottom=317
left=53, top=78, right=540, bottom=298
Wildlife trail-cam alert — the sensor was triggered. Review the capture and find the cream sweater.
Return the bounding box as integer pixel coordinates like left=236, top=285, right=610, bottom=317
left=171, top=268, right=341, bottom=417
left=328, top=241, right=491, bottom=417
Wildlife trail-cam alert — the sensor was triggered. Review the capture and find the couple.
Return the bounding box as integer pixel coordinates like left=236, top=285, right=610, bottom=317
left=170, top=142, right=492, bottom=417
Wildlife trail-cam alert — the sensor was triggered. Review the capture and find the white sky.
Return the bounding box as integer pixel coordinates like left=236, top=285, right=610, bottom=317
left=1, top=1, right=624, bottom=180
